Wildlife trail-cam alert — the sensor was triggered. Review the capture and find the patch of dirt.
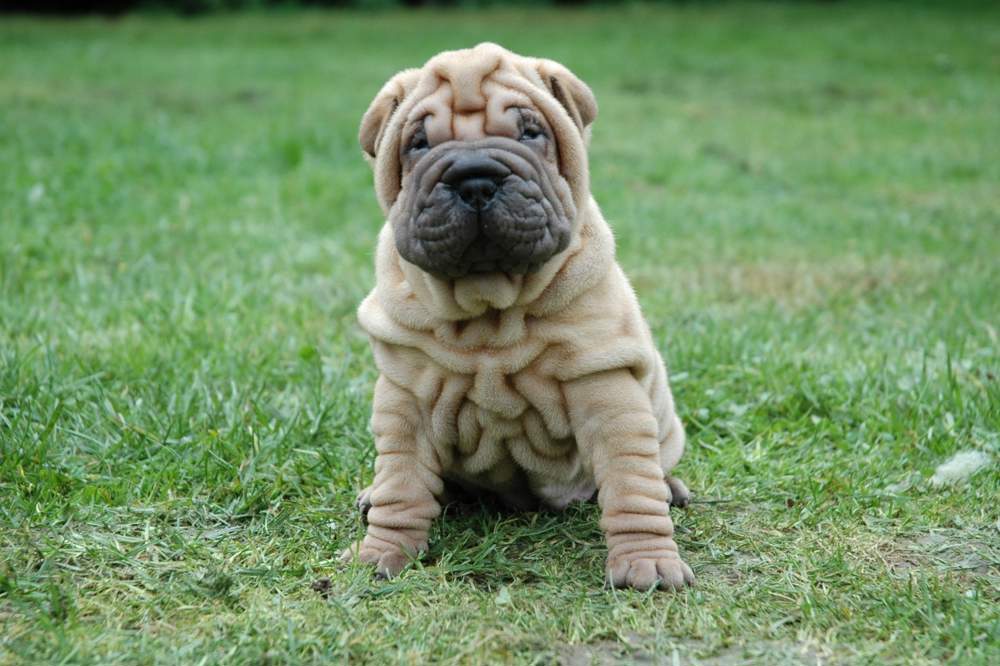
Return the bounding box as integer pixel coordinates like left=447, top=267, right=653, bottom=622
left=310, top=577, right=332, bottom=599
left=689, top=642, right=829, bottom=666
left=558, top=639, right=834, bottom=665
left=631, top=258, right=939, bottom=310
left=885, top=527, right=999, bottom=584
left=559, top=639, right=655, bottom=666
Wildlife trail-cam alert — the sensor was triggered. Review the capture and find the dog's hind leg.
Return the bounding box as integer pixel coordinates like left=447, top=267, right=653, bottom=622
left=666, top=475, right=690, bottom=508
left=659, top=414, right=691, bottom=508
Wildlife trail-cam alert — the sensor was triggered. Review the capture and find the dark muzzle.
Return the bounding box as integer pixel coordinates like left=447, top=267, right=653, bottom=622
left=393, top=139, right=573, bottom=278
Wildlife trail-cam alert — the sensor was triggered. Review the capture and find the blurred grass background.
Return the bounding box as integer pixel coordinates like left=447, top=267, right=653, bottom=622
left=1, top=2, right=999, bottom=664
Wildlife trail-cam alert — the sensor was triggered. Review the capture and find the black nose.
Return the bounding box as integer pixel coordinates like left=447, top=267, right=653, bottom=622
left=457, top=178, right=498, bottom=209
left=443, top=155, right=510, bottom=211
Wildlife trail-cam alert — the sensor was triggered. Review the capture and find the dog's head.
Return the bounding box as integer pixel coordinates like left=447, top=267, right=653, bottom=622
left=360, top=43, right=597, bottom=279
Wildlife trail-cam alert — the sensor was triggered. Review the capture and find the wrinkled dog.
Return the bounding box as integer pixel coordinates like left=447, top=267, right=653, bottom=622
left=342, top=43, right=694, bottom=590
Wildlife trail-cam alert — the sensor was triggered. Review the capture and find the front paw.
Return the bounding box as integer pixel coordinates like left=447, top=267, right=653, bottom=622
left=607, top=549, right=695, bottom=591
left=339, top=535, right=426, bottom=579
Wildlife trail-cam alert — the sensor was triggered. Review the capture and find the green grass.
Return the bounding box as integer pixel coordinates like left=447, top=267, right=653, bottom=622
left=1, top=2, right=999, bottom=664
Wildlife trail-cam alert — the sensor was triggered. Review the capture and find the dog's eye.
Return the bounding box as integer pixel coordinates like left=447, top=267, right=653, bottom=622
left=520, top=125, right=545, bottom=141
left=408, top=128, right=429, bottom=153
left=518, top=111, right=547, bottom=143
left=519, top=122, right=547, bottom=142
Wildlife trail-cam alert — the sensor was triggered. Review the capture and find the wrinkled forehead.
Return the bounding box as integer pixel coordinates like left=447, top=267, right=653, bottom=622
left=406, top=49, right=542, bottom=142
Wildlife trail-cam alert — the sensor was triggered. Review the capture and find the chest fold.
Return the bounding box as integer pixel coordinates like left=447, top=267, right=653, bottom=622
left=419, top=364, right=574, bottom=452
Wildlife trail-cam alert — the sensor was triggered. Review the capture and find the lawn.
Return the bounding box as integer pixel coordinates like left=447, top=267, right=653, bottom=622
left=1, top=2, right=998, bottom=664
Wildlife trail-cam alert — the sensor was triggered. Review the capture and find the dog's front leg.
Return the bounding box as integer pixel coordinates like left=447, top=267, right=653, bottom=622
left=565, top=369, right=694, bottom=591
left=340, top=375, right=443, bottom=578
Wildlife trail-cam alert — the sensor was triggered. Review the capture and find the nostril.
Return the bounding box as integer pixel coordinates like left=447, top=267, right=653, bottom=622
left=457, top=178, right=499, bottom=209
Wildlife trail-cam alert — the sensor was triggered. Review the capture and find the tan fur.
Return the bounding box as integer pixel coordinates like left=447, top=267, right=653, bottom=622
left=342, top=43, right=693, bottom=590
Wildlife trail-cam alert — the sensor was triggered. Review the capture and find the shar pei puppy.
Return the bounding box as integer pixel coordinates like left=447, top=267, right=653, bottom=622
left=342, top=43, right=694, bottom=591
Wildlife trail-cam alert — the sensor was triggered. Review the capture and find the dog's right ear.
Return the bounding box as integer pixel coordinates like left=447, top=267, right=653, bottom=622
left=359, top=68, right=421, bottom=162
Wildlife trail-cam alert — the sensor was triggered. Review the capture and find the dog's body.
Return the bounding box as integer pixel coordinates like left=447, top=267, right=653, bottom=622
left=344, top=44, right=694, bottom=590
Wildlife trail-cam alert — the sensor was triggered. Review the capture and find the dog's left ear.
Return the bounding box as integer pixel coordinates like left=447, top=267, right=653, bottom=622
left=535, top=60, right=598, bottom=134
left=359, top=68, right=421, bottom=161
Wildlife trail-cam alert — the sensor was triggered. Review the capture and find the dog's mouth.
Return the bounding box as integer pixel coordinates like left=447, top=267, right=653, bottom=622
left=391, top=138, right=574, bottom=279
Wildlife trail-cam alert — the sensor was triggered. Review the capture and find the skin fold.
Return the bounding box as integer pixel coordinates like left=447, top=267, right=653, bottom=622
left=342, top=43, right=694, bottom=591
